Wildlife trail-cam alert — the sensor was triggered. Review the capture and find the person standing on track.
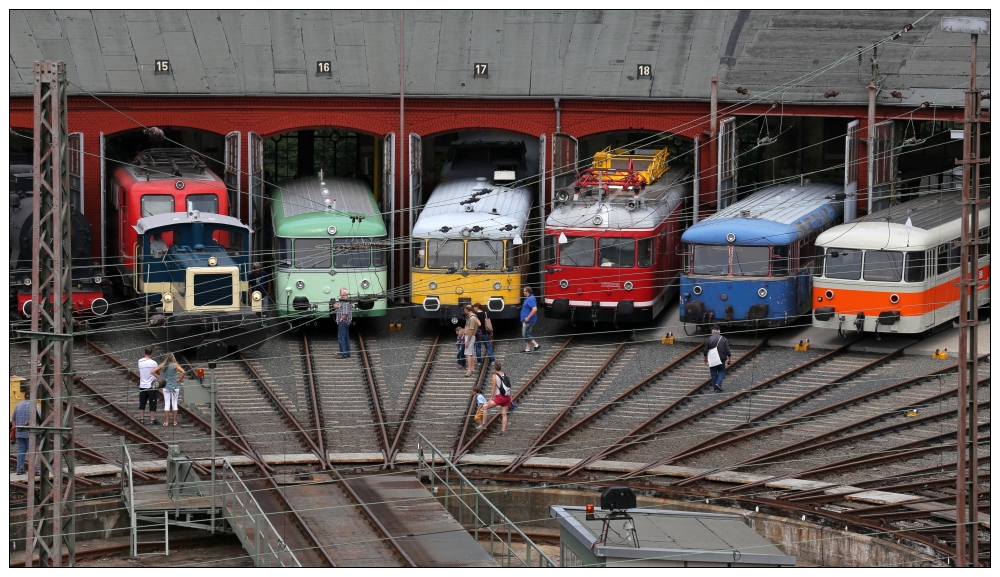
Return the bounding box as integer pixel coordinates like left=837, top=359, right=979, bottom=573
left=153, top=353, right=184, bottom=427
left=473, top=302, right=496, bottom=367
left=463, top=304, right=480, bottom=377
left=137, top=347, right=159, bottom=425
left=703, top=325, right=732, bottom=392
left=520, top=287, right=540, bottom=353
left=334, top=287, right=353, bottom=358
left=477, top=362, right=512, bottom=436
left=12, top=390, right=37, bottom=475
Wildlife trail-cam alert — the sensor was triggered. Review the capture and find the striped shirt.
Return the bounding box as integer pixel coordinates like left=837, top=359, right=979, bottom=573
left=336, top=299, right=353, bottom=324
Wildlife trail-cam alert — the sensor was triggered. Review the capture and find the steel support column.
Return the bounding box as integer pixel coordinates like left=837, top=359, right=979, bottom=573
left=26, top=59, right=76, bottom=567
left=955, top=30, right=985, bottom=569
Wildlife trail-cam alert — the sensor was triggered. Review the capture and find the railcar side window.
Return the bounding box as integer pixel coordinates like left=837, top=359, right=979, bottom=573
left=140, top=195, right=174, bottom=218
left=294, top=238, right=331, bottom=269
left=559, top=236, right=596, bottom=267
left=467, top=240, right=503, bottom=270
left=771, top=245, right=789, bottom=276
left=598, top=237, right=635, bottom=268
left=904, top=252, right=925, bottom=282
left=637, top=238, right=653, bottom=268
left=186, top=194, right=219, bottom=214
left=277, top=238, right=291, bottom=268
left=824, top=248, right=862, bottom=280
left=863, top=251, right=903, bottom=282
left=428, top=239, right=464, bottom=269
left=334, top=238, right=371, bottom=268
left=937, top=241, right=961, bottom=275
left=979, top=227, right=990, bottom=256
left=692, top=245, right=729, bottom=275
left=732, top=246, right=769, bottom=276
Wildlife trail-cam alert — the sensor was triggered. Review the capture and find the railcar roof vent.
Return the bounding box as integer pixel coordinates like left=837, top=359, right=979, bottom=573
left=740, top=210, right=751, bottom=218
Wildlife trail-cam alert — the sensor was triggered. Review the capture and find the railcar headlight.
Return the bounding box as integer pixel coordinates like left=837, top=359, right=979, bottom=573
left=693, top=285, right=702, bottom=295
left=295, top=280, right=305, bottom=290
left=493, top=282, right=502, bottom=290
left=252, top=291, right=262, bottom=302
left=93, top=276, right=102, bottom=284
left=624, top=281, right=634, bottom=291
left=758, top=288, right=768, bottom=298
left=23, top=277, right=31, bottom=286
left=726, top=233, right=736, bottom=243
left=456, top=287, right=464, bottom=294
left=429, top=281, right=438, bottom=290
left=559, top=279, right=569, bottom=289
left=360, top=279, right=371, bottom=289
left=327, top=226, right=338, bottom=235
left=825, top=290, right=834, bottom=300
left=208, top=256, right=218, bottom=266
left=889, top=294, right=899, bottom=304
left=163, top=293, right=173, bottom=303
left=593, top=215, right=604, bottom=225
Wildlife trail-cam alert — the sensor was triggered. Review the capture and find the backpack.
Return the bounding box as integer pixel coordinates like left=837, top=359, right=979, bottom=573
left=497, top=373, right=513, bottom=397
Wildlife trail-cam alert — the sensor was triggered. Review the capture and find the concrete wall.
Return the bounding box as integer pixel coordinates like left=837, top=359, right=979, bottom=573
left=9, top=497, right=129, bottom=553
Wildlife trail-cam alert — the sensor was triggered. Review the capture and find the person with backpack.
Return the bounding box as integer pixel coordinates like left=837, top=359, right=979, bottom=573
left=477, top=362, right=512, bottom=435
left=152, top=352, right=185, bottom=426
left=703, top=325, right=732, bottom=392
left=473, top=303, right=496, bottom=367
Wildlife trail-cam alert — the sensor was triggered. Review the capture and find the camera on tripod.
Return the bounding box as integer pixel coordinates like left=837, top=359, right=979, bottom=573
left=586, top=486, right=640, bottom=549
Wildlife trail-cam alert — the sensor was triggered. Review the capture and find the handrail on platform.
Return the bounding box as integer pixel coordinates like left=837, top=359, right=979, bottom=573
left=220, top=459, right=301, bottom=567
left=121, top=439, right=138, bottom=557
left=416, top=433, right=556, bottom=568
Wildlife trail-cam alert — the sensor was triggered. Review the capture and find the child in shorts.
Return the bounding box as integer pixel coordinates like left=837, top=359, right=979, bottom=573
left=455, top=326, right=467, bottom=369
left=472, top=385, right=487, bottom=423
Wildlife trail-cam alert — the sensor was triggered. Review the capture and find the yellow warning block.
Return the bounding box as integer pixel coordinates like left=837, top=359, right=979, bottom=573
left=661, top=332, right=674, bottom=345
left=932, top=348, right=948, bottom=360
left=389, top=323, right=402, bottom=331
left=795, top=339, right=810, bottom=351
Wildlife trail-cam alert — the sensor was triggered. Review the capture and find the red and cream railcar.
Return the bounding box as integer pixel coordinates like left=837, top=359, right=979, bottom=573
left=543, top=147, right=692, bottom=324
left=813, top=191, right=990, bottom=336
left=107, top=149, right=230, bottom=285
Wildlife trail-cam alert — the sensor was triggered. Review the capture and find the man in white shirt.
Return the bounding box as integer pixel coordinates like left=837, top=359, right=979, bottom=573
left=149, top=233, right=168, bottom=258
left=137, top=347, right=159, bottom=425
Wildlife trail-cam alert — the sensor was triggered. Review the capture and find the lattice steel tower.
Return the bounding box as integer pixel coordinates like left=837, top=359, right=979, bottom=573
left=25, top=59, right=76, bottom=567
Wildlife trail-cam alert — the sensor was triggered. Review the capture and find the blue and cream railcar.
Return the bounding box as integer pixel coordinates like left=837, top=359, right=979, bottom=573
left=411, top=176, right=532, bottom=324
left=813, top=191, right=990, bottom=336
left=679, top=183, right=845, bottom=329
left=136, top=211, right=268, bottom=356
left=271, top=173, right=389, bottom=321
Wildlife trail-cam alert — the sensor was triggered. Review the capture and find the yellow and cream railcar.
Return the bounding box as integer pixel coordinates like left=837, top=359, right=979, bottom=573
left=813, top=192, right=990, bottom=336
left=411, top=177, right=532, bottom=324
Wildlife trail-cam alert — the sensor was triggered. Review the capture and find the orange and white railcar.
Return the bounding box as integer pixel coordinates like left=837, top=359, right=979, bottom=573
left=813, top=191, right=989, bottom=336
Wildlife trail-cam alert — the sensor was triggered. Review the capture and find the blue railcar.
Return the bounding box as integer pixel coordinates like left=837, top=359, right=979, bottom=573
left=679, top=183, right=844, bottom=329
left=135, top=210, right=269, bottom=356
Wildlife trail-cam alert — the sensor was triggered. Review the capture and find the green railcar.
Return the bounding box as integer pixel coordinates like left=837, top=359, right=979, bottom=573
left=270, top=173, right=389, bottom=321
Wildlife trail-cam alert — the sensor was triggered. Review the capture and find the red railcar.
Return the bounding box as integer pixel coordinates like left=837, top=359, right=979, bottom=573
left=543, top=147, right=692, bottom=324
left=107, top=149, right=230, bottom=288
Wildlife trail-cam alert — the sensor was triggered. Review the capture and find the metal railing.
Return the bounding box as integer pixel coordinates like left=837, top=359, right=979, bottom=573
left=220, top=459, right=301, bottom=567
left=120, top=440, right=138, bottom=557
left=416, top=433, right=556, bottom=567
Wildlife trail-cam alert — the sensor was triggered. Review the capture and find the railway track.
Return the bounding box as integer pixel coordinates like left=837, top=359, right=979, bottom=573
left=553, top=341, right=770, bottom=476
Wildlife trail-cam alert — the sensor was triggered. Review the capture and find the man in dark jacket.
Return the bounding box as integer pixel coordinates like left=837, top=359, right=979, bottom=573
left=703, top=325, right=732, bottom=392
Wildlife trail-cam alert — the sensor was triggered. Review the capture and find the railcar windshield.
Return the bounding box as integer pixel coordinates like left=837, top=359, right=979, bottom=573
left=638, top=238, right=654, bottom=268
left=692, top=245, right=729, bottom=275
left=732, top=246, right=769, bottom=276
left=373, top=239, right=388, bottom=268
left=599, top=237, right=635, bottom=268
left=428, top=239, right=464, bottom=269
left=294, top=238, right=331, bottom=269
left=559, top=236, right=596, bottom=267
left=771, top=246, right=790, bottom=276
left=904, top=252, right=925, bottom=282
left=863, top=250, right=903, bottom=282
left=141, top=195, right=174, bottom=218
left=334, top=238, right=371, bottom=268
left=824, top=248, right=862, bottom=280
left=467, top=240, right=503, bottom=270
left=186, top=194, right=219, bottom=213
left=544, top=236, right=556, bottom=266
left=413, top=241, right=426, bottom=268
left=277, top=238, right=291, bottom=268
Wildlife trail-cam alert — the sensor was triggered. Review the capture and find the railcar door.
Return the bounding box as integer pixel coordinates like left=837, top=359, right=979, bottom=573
left=409, top=132, right=421, bottom=296
left=718, top=117, right=737, bottom=210
left=868, top=120, right=896, bottom=213
left=844, top=120, right=860, bottom=222
left=382, top=132, right=396, bottom=297
left=100, top=132, right=106, bottom=267
left=248, top=132, right=264, bottom=257
left=225, top=131, right=241, bottom=220
left=68, top=132, right=84, bottom=214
